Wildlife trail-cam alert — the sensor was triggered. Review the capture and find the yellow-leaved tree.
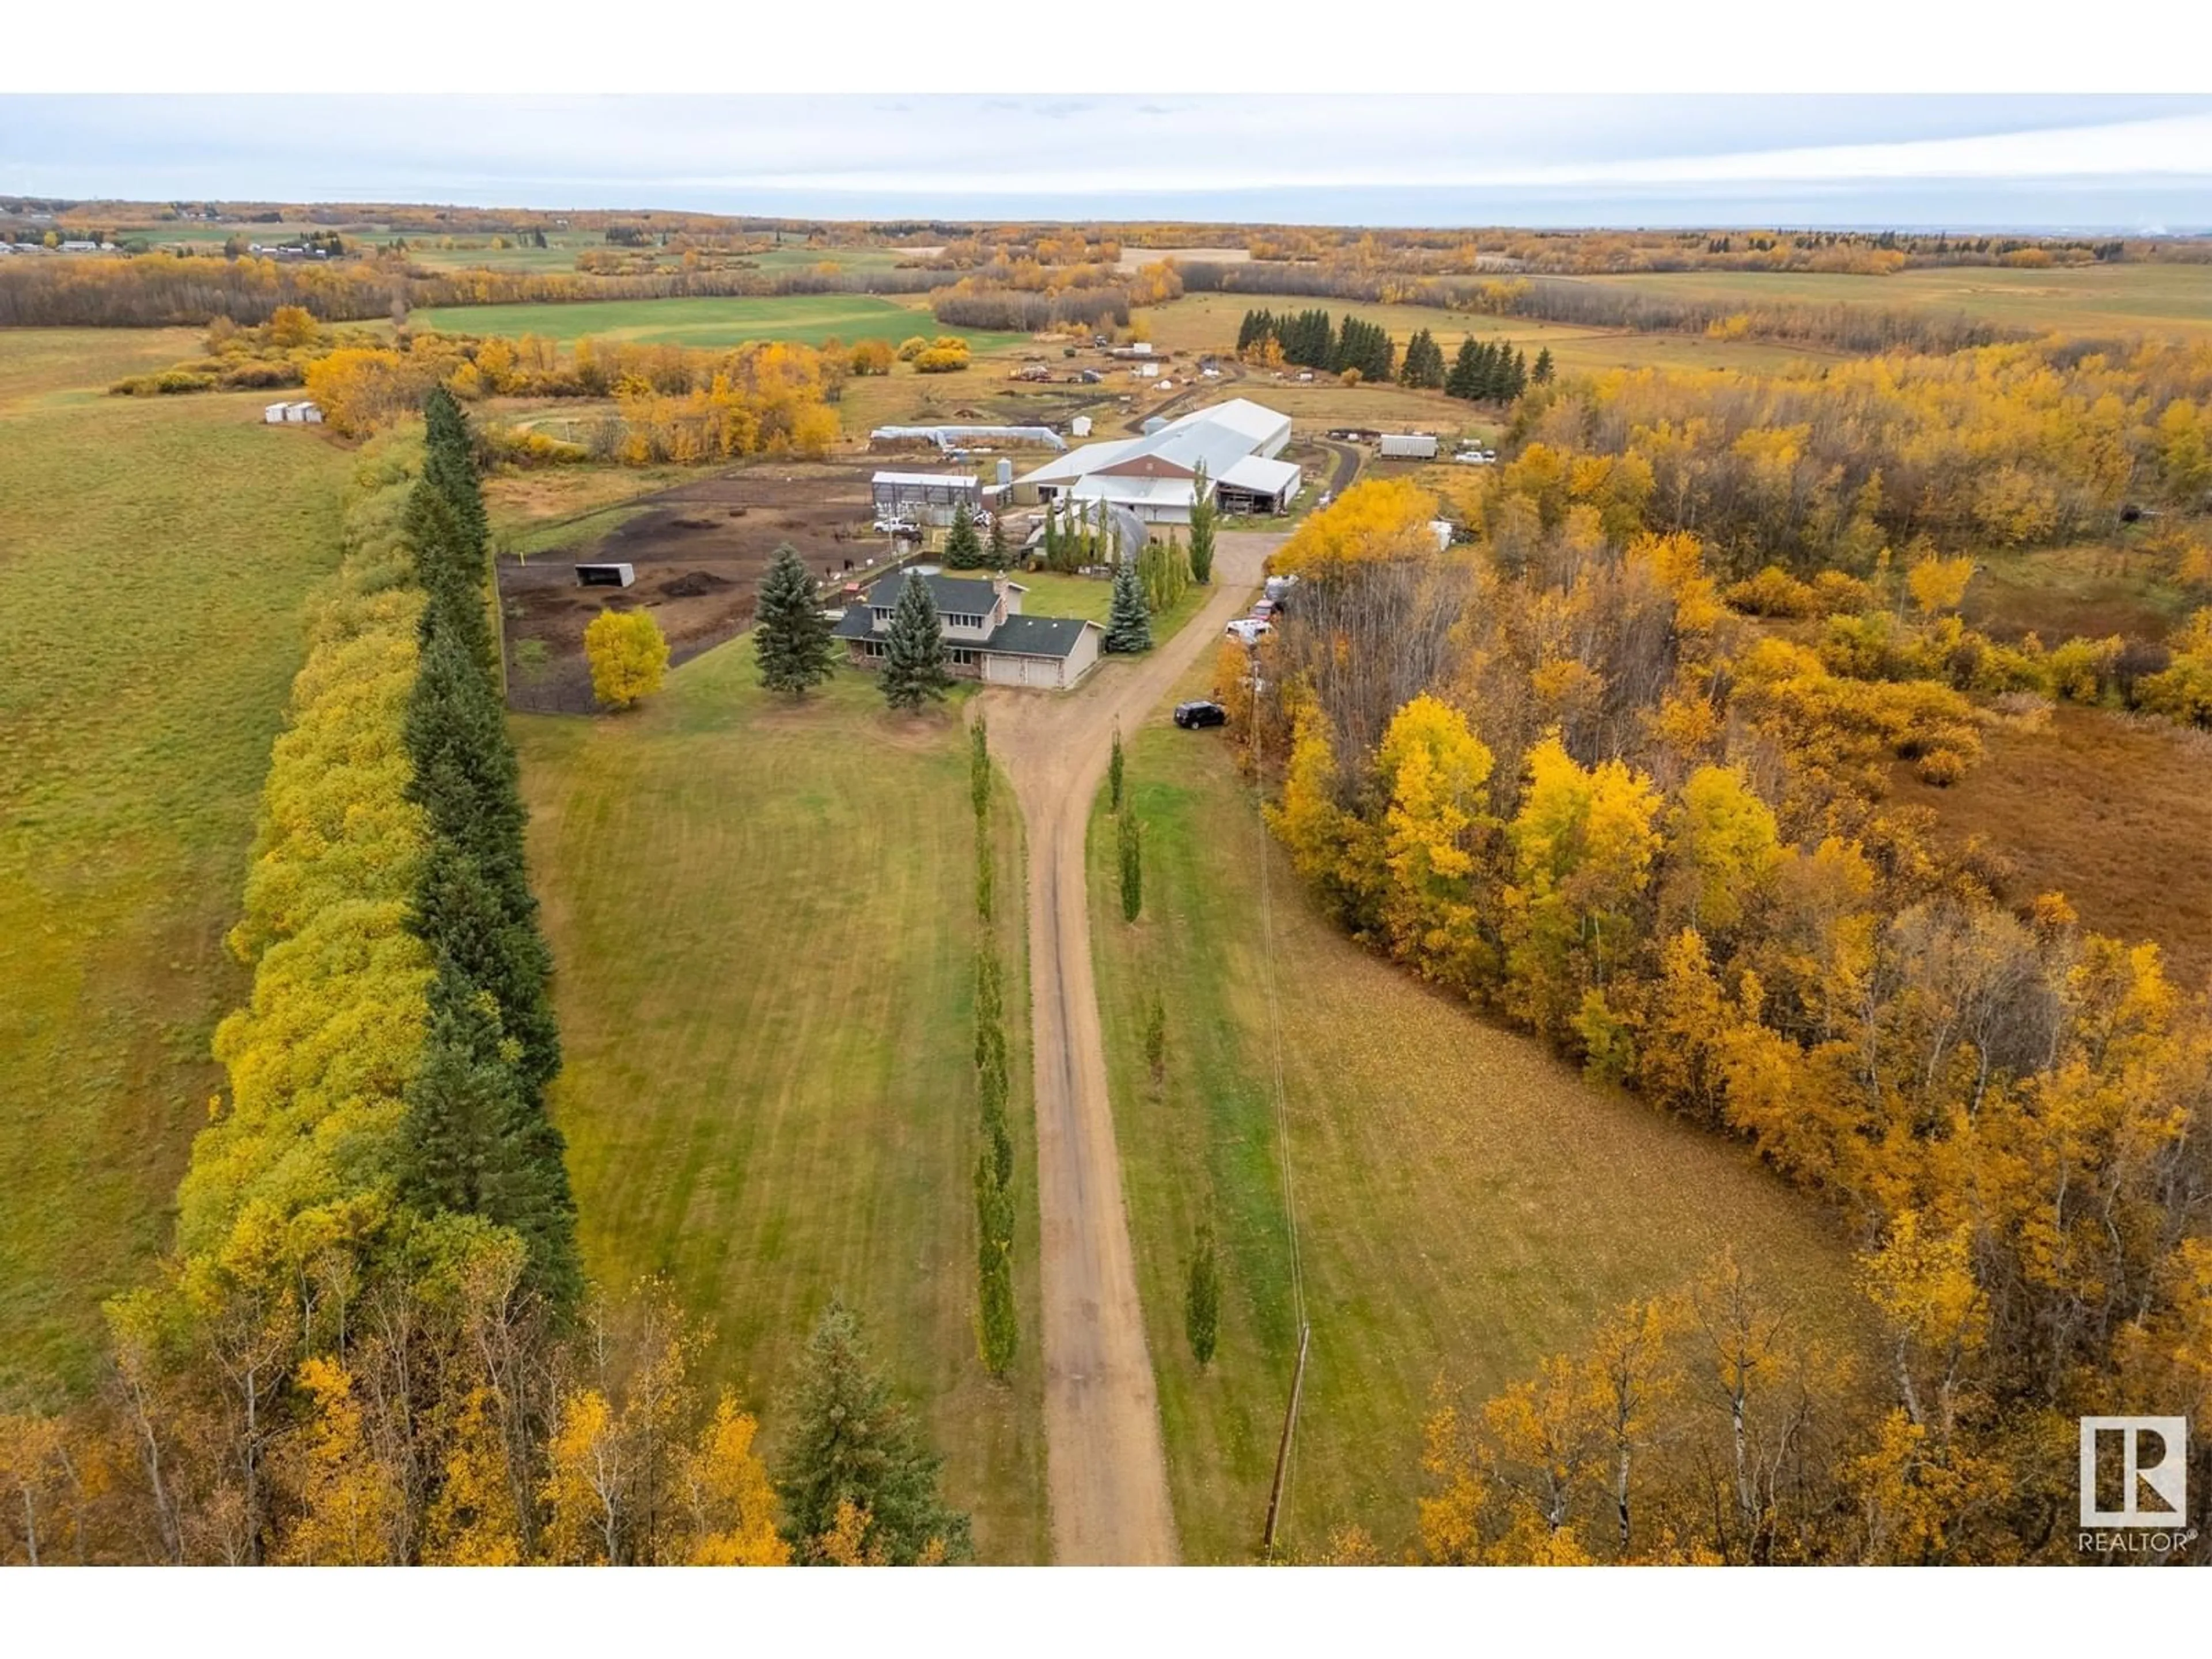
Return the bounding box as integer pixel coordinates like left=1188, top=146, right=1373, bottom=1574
left=585, top=608, right=671, bottom=710
left=1375, top=694, right=1494, bottom=986
left=683, top=1393, right=790, bottom=1566
left=1270, top=478, right=1441, bottom=577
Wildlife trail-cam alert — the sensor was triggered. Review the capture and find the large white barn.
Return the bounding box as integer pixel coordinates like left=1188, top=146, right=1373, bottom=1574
left=1013, top=397, right=1301, bottom=525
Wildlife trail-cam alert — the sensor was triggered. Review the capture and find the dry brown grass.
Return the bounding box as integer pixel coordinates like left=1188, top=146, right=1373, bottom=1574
left=1894, top=703, right=2212, bottom=991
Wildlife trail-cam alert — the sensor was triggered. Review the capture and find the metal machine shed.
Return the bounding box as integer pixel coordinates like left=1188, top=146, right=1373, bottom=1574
left=872, top=471, right=983, bottom=527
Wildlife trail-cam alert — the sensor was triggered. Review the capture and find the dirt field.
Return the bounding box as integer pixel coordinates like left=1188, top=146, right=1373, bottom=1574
left=499, top=460, right=902, bottom=712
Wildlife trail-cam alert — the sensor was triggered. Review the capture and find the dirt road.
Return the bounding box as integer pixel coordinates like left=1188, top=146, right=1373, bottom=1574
left=980, top=531, right=1279, bottom=1563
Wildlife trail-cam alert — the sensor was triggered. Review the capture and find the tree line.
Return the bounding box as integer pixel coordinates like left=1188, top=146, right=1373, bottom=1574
left=1237, top=476, right=2212, bottom=1564
left=1189, top=264, right=2040, bottom=359
left=1493, top=337, right=2212, bottom=579
left=0, top=396, right=970, bottom=1565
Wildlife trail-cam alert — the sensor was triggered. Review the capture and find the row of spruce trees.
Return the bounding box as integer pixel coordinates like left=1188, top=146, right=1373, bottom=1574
left=1403, top=328, right=1552, bottom=399
left=400, top=386, right=581, bottom=1302
left=1243, top=308, right=1556, bottom=403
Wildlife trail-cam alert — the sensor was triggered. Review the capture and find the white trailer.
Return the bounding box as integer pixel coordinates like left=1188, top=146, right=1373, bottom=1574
left=1379, top=433, right=1440, bottom=460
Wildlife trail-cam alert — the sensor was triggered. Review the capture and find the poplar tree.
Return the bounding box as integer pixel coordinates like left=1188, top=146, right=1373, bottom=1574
left=1118, top=807, right=1142, bottom=922
left=1103, top=559, right=1153, bottom=654
left=755, top=543, right=837, bottom=698
left=880, top=574, right=952, bottom=712
left=1185, top=1222, right=1220, bottom=1366
left=1187, top=461, right=1217, bottom=585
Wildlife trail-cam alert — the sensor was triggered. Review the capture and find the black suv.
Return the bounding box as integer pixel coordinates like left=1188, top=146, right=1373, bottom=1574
left=1173, top=700, right=1229, bottom=730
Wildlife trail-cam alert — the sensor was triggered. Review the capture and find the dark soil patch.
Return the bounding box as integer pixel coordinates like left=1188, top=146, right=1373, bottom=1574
left=499, top=458, right=911, bottom=714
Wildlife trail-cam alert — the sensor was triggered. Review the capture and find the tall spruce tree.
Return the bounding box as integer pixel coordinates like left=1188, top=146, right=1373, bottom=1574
left=1532, top=346, right=1555, bottom=384
left=1447, top=336, right=1481, bottom=400
left=880, top=573, right=952, bottom=711
left=776, top=1302, right=973, bottom=1563
left=1103, top=558, right=1152, bottom=653
left=755, top=543, right=837, bottom=697
left=943, top=505, right=984, bottom=570
left=986, top=513, right=1010, bottom=570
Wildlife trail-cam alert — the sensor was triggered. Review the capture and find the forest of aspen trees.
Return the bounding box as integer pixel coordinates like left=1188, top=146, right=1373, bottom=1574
left=1226, top=324, right=2212, bottom=1563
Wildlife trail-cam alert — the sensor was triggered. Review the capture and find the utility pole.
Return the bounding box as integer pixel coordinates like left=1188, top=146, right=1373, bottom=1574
left=1262, top=1321, right=1311, bottom=1558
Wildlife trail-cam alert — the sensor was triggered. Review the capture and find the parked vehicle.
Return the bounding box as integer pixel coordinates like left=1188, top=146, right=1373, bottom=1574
left=872, top=516, right=916, bottom=535
left=1173, top=700, right=1229, bottom=730
left=1225, top=618, right=1271, bottom=645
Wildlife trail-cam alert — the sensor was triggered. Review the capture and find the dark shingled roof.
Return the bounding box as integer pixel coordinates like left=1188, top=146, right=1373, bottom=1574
left=985, top=614, right=1097, bottom=660
left=868, top=569, right=1005, bottom=618
left=831, top=605, right=877, bottom=641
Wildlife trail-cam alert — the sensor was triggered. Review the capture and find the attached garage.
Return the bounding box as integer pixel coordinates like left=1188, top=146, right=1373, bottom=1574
left=980, top=615, right=1102, bottom=690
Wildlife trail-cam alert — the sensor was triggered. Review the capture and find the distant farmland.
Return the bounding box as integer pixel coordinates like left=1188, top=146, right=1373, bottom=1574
left=1581, top=262, right=2212, bottom=340
left=414, top=293, right=1025, bottom=351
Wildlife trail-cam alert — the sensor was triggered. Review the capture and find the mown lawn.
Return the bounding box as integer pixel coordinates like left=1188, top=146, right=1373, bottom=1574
left=513, top=645, right=1049, bottom=1561
left=0, top=340, right=353, bottom=1391
left=1086, top=661, right=1865, bottom=1562
left=1018, top=569, right=1211, bottom=645
left=414, top=293, right=1025, bottom=354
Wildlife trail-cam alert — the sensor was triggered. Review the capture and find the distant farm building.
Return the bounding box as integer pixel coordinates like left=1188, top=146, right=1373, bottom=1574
left=1379, top=433, right=1440, bottom=460
left=263, top=400, right=324, bottom=425
left=872, top=471, right=983, bottom=528
left=869, top=424, right=1067, bottom=455
left=1015, top=397, right=1301, bottom=525
left=575, top=562, right=637, bottom=588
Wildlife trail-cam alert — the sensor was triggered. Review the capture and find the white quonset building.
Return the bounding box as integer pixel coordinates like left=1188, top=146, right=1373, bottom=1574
left=1013, top=397, right=1301, bottom=525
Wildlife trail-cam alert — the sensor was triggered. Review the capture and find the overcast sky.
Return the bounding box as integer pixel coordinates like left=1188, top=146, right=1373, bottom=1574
left=5, top=96, right=2210, bottom=229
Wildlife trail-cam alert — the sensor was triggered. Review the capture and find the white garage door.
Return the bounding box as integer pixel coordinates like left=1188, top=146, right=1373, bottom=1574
left=1020, top=656, right=1061, bottom=688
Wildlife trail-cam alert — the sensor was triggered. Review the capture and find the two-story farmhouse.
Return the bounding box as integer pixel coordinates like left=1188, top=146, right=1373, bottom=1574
left=832, top=569, right=1103, bottom=690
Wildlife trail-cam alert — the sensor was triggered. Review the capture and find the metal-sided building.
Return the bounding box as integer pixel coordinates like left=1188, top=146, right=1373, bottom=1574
left=1013, top=397, right=1301, bottom=525
left=870, top=471, right=983, bottom=527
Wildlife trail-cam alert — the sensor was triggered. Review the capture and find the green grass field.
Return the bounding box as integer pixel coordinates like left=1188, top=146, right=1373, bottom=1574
left=0, top=335, right=353, bottom=1392
left=1086, top=662, right=1863, bottom=1560
left=415, top=294, right=1025, bottom=353
left=1581, top=263, right=2212, bottom=340
left=513, top=645, right=1048, bottom=1561
left=1017, top=570, right=1211, bottom=643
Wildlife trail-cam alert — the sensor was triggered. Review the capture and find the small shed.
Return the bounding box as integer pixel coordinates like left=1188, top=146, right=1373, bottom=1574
left=1380, top=433, right=1440, bottom=460
left=575, top=562, right=637, bottom=588
left=1069, top=415, right=1093, bottom=438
